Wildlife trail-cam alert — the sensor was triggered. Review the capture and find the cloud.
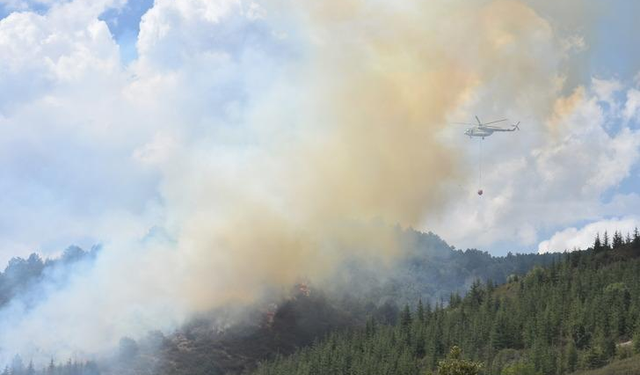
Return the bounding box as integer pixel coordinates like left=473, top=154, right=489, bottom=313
left=624, top=88, right=640, bottom=121
left=428, top=78, right=640, bottom=252
left=538, top=216, right=640, bottom=253
left=0, top=1, right=165, bottom=268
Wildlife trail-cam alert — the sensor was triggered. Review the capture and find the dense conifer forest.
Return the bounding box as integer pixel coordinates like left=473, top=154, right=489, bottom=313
left=253, top=231, right=640, bottom=375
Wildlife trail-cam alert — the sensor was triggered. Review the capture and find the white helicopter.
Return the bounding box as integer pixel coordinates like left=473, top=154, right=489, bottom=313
left=456, top=116, right=520, bottom=139
left=453, top=116, right=521, bottom=196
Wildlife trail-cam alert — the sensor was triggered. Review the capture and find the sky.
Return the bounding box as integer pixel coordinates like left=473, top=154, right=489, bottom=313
left=0, top=0, right=639, bottom=265
left=1, top=0, right=640, bottom=363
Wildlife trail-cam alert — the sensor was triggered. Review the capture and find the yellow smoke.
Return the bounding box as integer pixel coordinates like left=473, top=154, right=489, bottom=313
left=163, top=0, right=580, bottom=311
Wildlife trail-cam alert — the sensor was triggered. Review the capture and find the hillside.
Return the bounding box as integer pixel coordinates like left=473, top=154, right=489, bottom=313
left=320, top=228, right=561, bottom=310
left=145, top=230, right=561, bottom=375
left=252, top=233, right=640, bottom=375
left=0, top=230, right=558, bottom=316
left=0, top=246, right=98, bottom=308
left=570, top=354, right=640, bottom=375
left=0, top=230, right=561, bottom=375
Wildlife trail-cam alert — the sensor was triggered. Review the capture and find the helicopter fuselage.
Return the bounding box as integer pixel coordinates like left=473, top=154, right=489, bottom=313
left=465, top=125, right=516, bottom=138
left=464, top=127, right=493, bottom=138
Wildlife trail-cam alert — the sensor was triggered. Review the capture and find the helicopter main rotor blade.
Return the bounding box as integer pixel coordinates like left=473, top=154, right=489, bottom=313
left=482, top=119, right=508, bottom=125
left=450, top=122, right=475, bottom=125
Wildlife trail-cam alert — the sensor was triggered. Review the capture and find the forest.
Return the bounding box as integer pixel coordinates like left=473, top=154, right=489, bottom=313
left=0, top=231, right=561, bottom=375
left=2, top=230, right=638, bottom=374
left=253, top=230, right=640, bottom=375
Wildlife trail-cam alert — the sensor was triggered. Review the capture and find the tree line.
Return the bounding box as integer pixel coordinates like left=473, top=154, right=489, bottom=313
left=253, top=230, right=640, bottom=375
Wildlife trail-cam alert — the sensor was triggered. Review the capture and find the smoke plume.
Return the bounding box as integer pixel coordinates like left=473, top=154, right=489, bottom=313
left=0, top=0, right=600, bottom=364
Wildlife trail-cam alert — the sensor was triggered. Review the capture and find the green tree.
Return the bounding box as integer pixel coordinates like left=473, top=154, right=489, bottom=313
left=566, top=340, right=578, bottom=373
left=400, top=304, right=413, bottom=329
left=436, top=346, right=482, bottom=375
left=613, top=231, right=624, bottom=249
left=594, top=233, right=602, bottom=252
left=490, top=308, right=513, bottom=350
left=584, top=345, right=606, bottom=369
left=417, top=299, right=425, bottom=323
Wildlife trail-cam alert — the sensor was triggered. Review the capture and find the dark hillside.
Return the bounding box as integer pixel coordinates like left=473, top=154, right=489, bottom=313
left=0, top=230, right=562, bottom=375
left=252, top=232, right=640, bottom=375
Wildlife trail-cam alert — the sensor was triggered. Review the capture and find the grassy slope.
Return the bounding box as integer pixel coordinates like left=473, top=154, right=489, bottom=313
left=570, top=355, right=640, bottom=375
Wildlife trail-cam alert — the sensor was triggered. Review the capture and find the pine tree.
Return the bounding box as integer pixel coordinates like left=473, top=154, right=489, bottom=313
left=11, top=355, right=24, bottom=375
left=612, top=231, right=624, bottom=249
left=467, top=280, right=484, bottom=309
left=365, top=317, right=377, bottom=338
left=490, top=308, right=511, bottom=350
left=449, top=292, right=462, bottom=308
left=25, top=361, right=35, bottom=375
left=417, top=299, right=425, bottom=323
left=47, top=359, right=55, bottom=375
left=400, top=304, right=412, bottom=330
left=596, top=327, right=616, bottom=359
left=584, top=345, right=605, bottom=369
left=485, top=279, right=495, bottom=295
left=594, top=233, right=602, bottom=252
left=566, top=340, right=578, bottom=373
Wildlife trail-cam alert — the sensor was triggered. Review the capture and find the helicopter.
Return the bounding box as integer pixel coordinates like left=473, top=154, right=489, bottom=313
left=452, top=116, right=521, bottom=196
left=456, top=116, right=520, bottom=139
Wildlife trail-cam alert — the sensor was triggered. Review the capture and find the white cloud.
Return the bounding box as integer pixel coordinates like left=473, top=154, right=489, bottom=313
left=132, top=132, right=179, bottom=165
left=592, top=77, right=622, bottom=108
left=0, top=0, right=287, bottom=260
left=245, top=2, right=266, bottom=20
left=624, top=88, right=640, bottom=121
left=0, top=0, right=294, bottom=362
left=0, top=1, right=161, bottom=260
left=538, top=216, right=640, bottom=253
left=428, top=79, right=640, bottom=253
left=136, top=0, right=245, bottom=70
